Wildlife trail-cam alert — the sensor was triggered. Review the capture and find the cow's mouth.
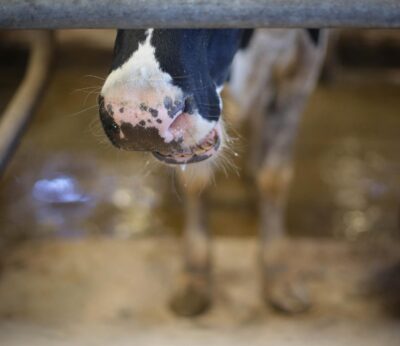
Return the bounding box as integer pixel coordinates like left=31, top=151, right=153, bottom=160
left=152, top=128, right=220, bottom=165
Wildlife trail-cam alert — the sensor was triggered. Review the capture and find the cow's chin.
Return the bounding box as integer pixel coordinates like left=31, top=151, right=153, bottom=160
left=152, top=127, right=221, bottom=165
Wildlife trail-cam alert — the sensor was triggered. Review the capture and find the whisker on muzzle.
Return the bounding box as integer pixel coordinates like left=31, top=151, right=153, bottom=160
left=66, top=104, right=99, bottom=118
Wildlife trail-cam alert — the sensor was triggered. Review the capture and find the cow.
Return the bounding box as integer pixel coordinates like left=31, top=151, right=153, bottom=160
left=98, top=29, right=327, bottom=316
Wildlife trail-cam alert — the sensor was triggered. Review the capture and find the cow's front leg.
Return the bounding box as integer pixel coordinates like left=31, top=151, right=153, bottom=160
left=169, top=171, right=212, bottom=317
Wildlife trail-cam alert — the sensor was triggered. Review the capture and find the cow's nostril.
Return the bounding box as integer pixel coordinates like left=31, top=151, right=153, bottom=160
left=106, top=121, right=119, bottom=134
left=99, top=101, right=120, bottom=136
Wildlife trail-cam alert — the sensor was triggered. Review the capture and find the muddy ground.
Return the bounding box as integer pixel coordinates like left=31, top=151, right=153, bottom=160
left=0, top=238, right=399, bottom=346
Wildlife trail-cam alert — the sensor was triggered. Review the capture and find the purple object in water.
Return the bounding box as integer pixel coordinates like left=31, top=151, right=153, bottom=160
left=32, top=175, right=90, bottom=204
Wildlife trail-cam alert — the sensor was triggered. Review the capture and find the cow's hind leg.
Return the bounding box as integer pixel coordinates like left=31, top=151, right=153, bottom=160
left=169, top=169, right=212, bottom=316
left=258, top=160, right=312, bottom=314
left=257, top=30, right=327, bottom=314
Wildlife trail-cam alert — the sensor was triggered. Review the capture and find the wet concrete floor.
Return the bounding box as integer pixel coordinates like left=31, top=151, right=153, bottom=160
left=0, top=31, right=400, bottom=344
left=0, top=237, right=399, bottom=346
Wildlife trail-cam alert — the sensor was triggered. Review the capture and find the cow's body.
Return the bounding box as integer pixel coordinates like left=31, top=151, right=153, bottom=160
left=99, top=28, right=327, bottom=316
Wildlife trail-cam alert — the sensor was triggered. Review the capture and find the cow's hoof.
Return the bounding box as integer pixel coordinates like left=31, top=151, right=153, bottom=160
left=265, top=279, right=312, bottom=315
left=169, top=284, right=211, bottom=317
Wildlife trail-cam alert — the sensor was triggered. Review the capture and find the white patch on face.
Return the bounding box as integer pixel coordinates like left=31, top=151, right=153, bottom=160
left=216, top=85, right=224, bottom=111
left=101, top=29, right=171, bottom=95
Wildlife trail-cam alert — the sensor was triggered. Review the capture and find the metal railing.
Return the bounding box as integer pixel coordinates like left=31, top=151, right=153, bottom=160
left=1, top=0, right=400, bottom=29
left=0, top=32, right=53, bottom=174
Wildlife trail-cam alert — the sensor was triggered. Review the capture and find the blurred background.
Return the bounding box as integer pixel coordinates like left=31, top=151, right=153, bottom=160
left=1, top=29, right=400, bottom=243
left=0, top=29, right=399, bottom=345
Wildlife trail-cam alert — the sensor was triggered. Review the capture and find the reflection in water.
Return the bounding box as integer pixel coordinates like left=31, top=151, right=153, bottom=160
left=1, top=42, right=400, bottom=243
left=2, top=153, right=161, bottom=241
left=33, top=175, right=90, bottom=204
left=32, top=173, right=94, bottom=238
left=322, top=137, right=399, bottom=240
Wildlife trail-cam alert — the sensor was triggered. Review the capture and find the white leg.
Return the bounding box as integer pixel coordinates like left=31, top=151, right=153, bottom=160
left=169, top=168, right=212, bottom=316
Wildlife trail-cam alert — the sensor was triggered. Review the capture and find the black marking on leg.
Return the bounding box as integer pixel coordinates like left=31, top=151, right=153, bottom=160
left=306, top=29, right=321, bottom=46
left=156, top=119, right=162, bottom=124
left=239, top=29, right=254, bottom=50
left=139, top=120, right=146, bottom=126
left=119, top=107, right=124, bottom=113
left=140, top=103, right=148, bottom=112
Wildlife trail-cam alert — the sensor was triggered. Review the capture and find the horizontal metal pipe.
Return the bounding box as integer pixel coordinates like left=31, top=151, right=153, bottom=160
left=1, top=0, right=400, bottom=29
left=0, top=31, right=53, bottom=175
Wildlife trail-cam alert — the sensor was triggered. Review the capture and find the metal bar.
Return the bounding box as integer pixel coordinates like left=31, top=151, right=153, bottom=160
left=0, top=31, right=53, bottom=175
left=1, top=0, right=400, bottom=29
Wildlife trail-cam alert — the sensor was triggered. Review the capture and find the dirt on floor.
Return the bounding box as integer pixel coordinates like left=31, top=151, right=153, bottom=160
left=1, top=30, right=400, bottom=345
left=0, top=237, right=399, bottom=345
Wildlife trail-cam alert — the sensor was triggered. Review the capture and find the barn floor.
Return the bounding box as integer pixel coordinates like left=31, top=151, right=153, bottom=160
left=0, top=237, right=399, bottom=346
left=1, top=30, right=400, bottom=345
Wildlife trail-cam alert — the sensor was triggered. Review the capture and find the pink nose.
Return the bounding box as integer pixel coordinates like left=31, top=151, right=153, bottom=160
left=98, top=95, right=194, bottom=153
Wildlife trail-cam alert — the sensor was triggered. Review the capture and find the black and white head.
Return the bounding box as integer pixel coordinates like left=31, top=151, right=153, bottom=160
left=99, top=29, right=245, bottom=165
